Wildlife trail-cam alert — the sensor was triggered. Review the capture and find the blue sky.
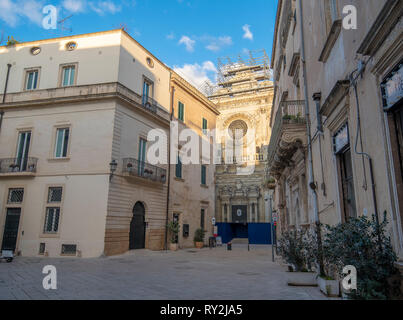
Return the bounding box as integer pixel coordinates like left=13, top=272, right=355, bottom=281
left=0, top=0, right=278, bottom=88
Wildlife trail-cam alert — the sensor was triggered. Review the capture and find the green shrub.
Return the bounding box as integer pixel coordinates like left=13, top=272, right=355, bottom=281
left=167, top=221, right=180, bottom=244
left=194, top=228, right=206, bottom=243
left=278, top=228, right=315, bottom=272
left=322, top=213, right=398, bottom=300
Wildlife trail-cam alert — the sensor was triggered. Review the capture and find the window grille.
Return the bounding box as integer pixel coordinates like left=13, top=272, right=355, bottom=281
left=39, top=243, right=46, bottom=255
left=44, top=207, right=60, bottom=233
left=61, top=244, right=77, bottom=255
left=48, top=187, right=63, bottom=203
left=7, top=188, right=24, bottom=204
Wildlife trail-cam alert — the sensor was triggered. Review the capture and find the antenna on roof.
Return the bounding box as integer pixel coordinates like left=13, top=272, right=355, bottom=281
left=57, top=14, right=73, bottom=34
left=118, top=23, right=129, bottom=32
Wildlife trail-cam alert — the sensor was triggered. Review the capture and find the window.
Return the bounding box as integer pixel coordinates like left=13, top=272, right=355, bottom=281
left=55, top=128, right=70, bottom=158
left=16, top=131, right=31, bottom=171
left=175, top=154, right=182, bottom=179
left=178, top=102, right=185, bottom=122
left=333, top=124, right=356, bottom=222
left=201, top=165, right=207, bottom=185
left=39, top=243, right=46, bottom=255
left=138, top=138, right=147, bottom=175
left=65, top=42, right=77, bottom=51
left=7, top=188, right=24, bottom=204
left=324, top=0, right=338, bottom=34
left=62, top=65, right=76, bottom=87
left=43, top=187, right=63, bottom=234
left=142, top=79, right=153, bottom=106
left=44, top=207, right=60, bottom=234
left=61, top=244, right=77, bottom=255
left=202, top=118, right=208, bottom=135
left=30, top=47, right=41, bottom=55
left=25, top=70, right=39, bottom=90
left=201, top=209, right=205, bottom=230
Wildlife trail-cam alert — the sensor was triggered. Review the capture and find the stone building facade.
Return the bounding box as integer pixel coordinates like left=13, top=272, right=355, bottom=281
left=0, top=29, right=217, bottom=257
left=209, top=51, right=274, bottom=225
left=269, top=0, right=403, bottom=273
left=169, top=72, right=219, bottom=249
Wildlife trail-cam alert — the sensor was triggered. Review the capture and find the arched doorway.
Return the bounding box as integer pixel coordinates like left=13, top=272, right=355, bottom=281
left=129, top=202, right=146, bottom=250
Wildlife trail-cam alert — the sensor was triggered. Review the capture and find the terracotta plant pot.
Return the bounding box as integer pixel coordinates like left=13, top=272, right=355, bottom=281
left=195, top=242, right=204, bottom=249
left=169, top=243, right=178, bottom=251
left=286, top=271, right=318, bottom=286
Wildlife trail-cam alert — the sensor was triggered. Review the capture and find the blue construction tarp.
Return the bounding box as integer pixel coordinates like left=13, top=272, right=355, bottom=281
left=216, top=223, right=272, bottom=244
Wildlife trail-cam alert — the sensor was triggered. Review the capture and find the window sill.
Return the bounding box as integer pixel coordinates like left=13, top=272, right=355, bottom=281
left=200, top=184, right=209, bottom=189
left=47, top=157, right=70, bottom=162
left=40, top=233, right=60, bottom=239
left=174, top=177, right=185, bottom=182
left=319, top=20, right=342, bottom=63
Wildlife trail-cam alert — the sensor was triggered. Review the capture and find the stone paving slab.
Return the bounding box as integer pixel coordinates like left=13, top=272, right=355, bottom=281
left=0, top=245, right=337, bottom=300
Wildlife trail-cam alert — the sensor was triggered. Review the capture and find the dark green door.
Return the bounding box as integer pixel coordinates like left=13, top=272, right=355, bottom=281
left=129, top=202, right=146, bottom=250
left=1, top=208, right=21, bottom=252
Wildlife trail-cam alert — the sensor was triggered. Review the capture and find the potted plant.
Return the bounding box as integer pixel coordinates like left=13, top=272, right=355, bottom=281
left=322, top=212, right=399, bottom=300
left=278, top=228, right=317, bottom=286
left=304, top=226, right=340, bottom=297
left=167, top=221, right=180, bottom=251
left=194, top=228, right=205, bottom=249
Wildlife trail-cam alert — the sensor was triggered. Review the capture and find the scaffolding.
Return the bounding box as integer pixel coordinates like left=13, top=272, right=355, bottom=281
left=200, top=49, right=273, bottom=97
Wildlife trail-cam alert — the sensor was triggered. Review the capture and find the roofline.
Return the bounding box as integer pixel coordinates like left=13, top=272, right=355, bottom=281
left=0, top=28, right=171, bottom=72
left=271, top=0, right=283, bottom=69
left=2, top=28, right=217, bottom=114
left=0, top=29, right=123, bottom=49
left=170, top=71, right=220, bottom=115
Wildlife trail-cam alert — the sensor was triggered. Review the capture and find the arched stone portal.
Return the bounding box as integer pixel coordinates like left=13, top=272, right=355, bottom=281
left=129, top=202, right=146, bottom=250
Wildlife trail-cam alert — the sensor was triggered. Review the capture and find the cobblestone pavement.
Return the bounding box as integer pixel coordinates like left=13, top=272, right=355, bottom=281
left=0, top=245, right=335, bottom=300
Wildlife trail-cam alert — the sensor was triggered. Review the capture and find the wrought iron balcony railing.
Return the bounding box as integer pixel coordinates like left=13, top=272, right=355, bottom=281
left=268, top=100, right=306, bottom=164
left=122, top=158, right=167, bottom=183
left=0, top=157, right=38, bottom=174
left=141, top=95, right=159, bottom=114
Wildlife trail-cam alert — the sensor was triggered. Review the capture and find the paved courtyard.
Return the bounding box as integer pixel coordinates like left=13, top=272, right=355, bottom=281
left=0, top=245, right=333, bottom=300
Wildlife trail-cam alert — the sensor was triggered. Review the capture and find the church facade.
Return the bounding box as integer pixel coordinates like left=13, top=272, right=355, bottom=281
left=207, top=51, right=274, bottom=240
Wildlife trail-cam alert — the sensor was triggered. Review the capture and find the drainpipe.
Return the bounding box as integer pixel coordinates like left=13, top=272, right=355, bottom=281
left=0, top=64, right=12, bottom=132
left=297, top=0, right=324, bottom=276
left=165, top=83, right=175, bottom=251
left=350, top=66, right=382, bottom=248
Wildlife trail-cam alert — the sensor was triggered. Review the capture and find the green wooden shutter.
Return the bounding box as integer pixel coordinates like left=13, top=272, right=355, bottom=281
left=178, top=102, right=184, bottom=121
left=201, top=165, right=206, bottom=185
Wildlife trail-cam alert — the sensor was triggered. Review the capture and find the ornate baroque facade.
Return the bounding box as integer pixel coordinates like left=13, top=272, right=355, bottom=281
left=208, top=51, right=274, bottom=224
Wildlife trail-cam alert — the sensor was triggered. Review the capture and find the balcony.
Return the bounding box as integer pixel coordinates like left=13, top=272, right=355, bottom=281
left=0, top=82, right=170, bottom=123
left=141, top=96, right=159, bottom=114
left=122, top=158, right=166, bottom=184
left=0, top=157, right=38, bottom=177
left=267, top=100, right=307, bottom=177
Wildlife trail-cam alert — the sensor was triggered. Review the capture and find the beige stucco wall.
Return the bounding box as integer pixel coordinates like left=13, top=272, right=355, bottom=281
left=169, top=75, right=218, bottom=248
left=0, top=101, right=115, bottom=257
left=0, top=31, right=122, bottom=93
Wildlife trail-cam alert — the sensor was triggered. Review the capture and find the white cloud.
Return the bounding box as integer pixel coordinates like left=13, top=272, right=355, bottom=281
left=205, top=36, right=232, bottom=52
left=62, top=0, right=85, bottom=13
left=242, top=24, right=253, bottom=41
left=174, top=61, right=217, bottom=89
left=178, top=35, right=195, bottom=52
left=0, top=0, right=43, bottom=27
left=89, top=1, right=121, bottom=15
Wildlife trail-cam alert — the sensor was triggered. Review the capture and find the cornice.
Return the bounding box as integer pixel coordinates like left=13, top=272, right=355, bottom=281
left=357, top=0, right=403, bottom=56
